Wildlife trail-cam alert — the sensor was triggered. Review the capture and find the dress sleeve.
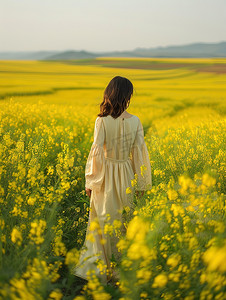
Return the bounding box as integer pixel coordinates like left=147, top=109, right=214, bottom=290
left=130, top=118, right=152, bottom=191
left=85, top=116, right=105, bottom=192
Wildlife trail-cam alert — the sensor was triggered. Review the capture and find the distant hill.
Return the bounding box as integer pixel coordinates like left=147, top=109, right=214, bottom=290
left=132, top=41, right=226, bottom=58
left=1, top=41, right=226, bottom=60
left=0, top=51, right=60, bottom=60
left=45, top=50, right=97, bottom=60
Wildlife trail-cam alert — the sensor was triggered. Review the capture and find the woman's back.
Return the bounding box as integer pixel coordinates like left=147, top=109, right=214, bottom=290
left=88, top=113, right=152, bottom=193
left=103, top=114, right=139, bottom=161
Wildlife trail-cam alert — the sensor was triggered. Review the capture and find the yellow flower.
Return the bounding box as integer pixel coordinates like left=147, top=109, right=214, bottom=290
left=126, top=216, right=150, bottom=241
left=168, top=272, right=180, bottom=282
left=27, top=196, right=36, bottom=205
left=11, top=227, right=23, bottom=246
left=202, top=173, right=216, bottom=187
left=52, top=235, right=67, bottom=256
left=65, top=248, right=80, bottom=266
left=136, top=269, right=152, bottom=284
left=104, top=223, right=114, bottom=236
left=203, top=244, right=226, bottom=272
left=189, top=237, right=198, bottom=250
left=167, top=189, right=178, bottom=201
left=131, top=174, right=138, bottom=187
left=113, top=219, right=122, bottom=229
left=170, top=204, right=185, bottom=217
left=100, top=238, right=106, bottom=245
left=152, top=273, right=168, bottom=288
left=116, top=239, right=128, bottom=252
left=167, top=253, right=181, bottom=268
left=126, top=187, right=132, bottom=194
left=48, top=289, right=63, bottom=300
left=93, top=293, right=111, bottom=300
left=140, top=165, right=147, bottom=177
left=96, top=259, right=107, bottom=274
left=127, top=242, right=153, bottom=260
left=29, top=219, right=47, bottom=245
left=89, top=219, right=100, bottom=232
left=124, top=206, right=130, bottom=213
left=0, top=218, right=5, bottom=230
left=186, top=205, right=195, bottom=212
left=140, top=292, right=148, bottom=299
left=47, top=166, right=54, bottom=176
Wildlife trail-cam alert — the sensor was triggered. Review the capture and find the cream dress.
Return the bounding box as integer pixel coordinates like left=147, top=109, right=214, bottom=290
left=73, top=114, right=152, bottom=284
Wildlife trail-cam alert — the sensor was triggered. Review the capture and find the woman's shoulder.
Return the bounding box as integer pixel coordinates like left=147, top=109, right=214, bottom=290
left=94, top=116, right=105, bottom=130
left=95, top=115, right=105, bottom=121
left=130, top=114, right=138, bottom=119
left=123, top=112, right=139, bottom=121
left=128, top=114, right=140, bottom=122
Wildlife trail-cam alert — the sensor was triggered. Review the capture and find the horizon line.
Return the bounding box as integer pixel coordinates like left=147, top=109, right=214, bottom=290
left=1, top=40, right=226, bottom=53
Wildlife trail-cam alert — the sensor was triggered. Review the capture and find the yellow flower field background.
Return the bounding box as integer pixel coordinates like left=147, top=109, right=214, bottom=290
left=0, top=58, right=225, bottom=299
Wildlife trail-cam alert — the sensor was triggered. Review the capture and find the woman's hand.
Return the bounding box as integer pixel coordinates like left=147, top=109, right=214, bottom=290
left=85, top=187, right=92, bottom=198
left=135, top=190, right=145, bottom=198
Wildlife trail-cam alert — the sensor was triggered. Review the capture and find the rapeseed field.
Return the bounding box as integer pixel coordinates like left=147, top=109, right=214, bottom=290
left=0, top=58, right=225, bottom=299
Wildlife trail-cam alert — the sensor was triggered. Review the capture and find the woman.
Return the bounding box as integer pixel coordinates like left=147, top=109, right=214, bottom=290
left=73, top=76, right=152, bottom=285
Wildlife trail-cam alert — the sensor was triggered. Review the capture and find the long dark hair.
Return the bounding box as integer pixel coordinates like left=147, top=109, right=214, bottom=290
left=97, top=76, right=134, bottom=119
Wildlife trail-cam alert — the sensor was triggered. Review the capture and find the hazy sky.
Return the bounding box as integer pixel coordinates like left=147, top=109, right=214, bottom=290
left=1, top=0, right=226, bottom=52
